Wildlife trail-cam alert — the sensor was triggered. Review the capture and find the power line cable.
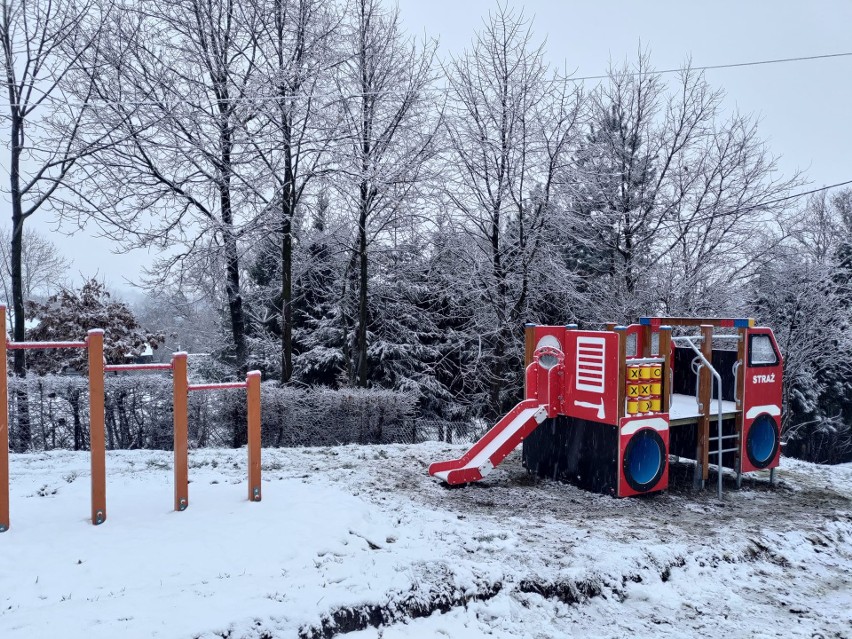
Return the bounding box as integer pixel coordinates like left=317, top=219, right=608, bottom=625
left=3, top=51, right=852, bottom=109
left=753, top=179, right=852, bottom=206
left=567, top=51, right=852, bottom=82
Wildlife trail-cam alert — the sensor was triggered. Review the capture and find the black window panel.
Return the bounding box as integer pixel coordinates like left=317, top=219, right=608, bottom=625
left=672, top=347, right=738, bottom=402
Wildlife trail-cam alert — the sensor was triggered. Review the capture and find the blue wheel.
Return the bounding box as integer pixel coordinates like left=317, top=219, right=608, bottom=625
left=623, top=429, right=666, bottom=492
left=747, top=414, right=779, bottom=468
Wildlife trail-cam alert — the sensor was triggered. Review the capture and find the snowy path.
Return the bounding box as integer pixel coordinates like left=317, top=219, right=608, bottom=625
left=1, top=445, right=850, bottom=638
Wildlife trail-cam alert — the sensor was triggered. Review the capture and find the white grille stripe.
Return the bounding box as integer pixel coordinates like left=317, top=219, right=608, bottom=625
left=575, top=337, right=606, bottom=393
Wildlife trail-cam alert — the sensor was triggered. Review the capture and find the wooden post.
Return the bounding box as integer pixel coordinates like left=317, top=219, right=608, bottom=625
left=0, top=306, right=8, bottom=533
left=523, top=323, right=535, bottom=367
left=172, top=352, right=189, bottom=511
left=605, top=322, right=617, bottom=332
left=697, top=324, right=714, bottom=485
left=736, top=327, right=747, bottom=409
left=658, top=325, right=672, bottom=414
left=246, top=371, right=262, bottom=502
left=641, top=324, right=652, bottom=357
left=87, top=330, right=107, bottom=525
left=615, top=326, right=627, bottom=420
left=524, top=324, right=535, bottom=397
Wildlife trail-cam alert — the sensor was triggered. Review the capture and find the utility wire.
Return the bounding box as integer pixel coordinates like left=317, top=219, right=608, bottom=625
left=568, top=51, right=852, bottom=82
left=755, top=179, right=852, bottom=206
left=3, top=51, right=852, bottom=109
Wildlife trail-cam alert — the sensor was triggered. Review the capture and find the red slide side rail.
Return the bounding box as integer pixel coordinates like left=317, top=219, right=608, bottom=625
left=428, top=398, right=545, bottom=484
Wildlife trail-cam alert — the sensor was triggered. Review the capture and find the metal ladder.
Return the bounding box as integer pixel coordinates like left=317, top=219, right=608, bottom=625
left=692, top=355, right=743, bottom=489
left=673, top=335, right=729, bottom=499
left=707, top=424, right=741, bottom=487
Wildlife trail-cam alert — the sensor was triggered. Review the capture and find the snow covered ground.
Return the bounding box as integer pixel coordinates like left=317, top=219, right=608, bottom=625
left=1, top=443, right=851, bottom=639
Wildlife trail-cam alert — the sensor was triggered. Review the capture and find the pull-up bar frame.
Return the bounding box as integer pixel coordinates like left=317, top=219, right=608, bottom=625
left=178, top=366, right=262, bottom=507
left=0, top=303, right=262, bottom=532
left=0, top=305, right=105, bottom=532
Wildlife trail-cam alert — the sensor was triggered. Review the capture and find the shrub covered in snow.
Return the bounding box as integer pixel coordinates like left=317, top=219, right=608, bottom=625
left=6, top=374, right=417, bottom=452
left=24, top=279, right=164, bottom=375
left=258, top=383, right=416, bottom=447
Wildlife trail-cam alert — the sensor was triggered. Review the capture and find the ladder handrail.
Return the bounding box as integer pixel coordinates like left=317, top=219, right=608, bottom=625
left=732, top=360, right=742, bottom=408
left=673, top=335, right=725, bottom=500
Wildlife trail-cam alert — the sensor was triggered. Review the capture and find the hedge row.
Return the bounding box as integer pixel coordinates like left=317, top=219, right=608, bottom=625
left=6, top=374, right=419, bottom=452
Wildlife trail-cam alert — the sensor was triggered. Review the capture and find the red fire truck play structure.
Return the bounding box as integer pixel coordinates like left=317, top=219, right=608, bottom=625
left=429, top=318, right=783, bottom=498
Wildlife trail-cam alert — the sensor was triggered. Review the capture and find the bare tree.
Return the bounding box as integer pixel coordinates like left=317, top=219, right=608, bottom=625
left=332, top=0, right=437, bottom=387
left=750, top=193, right=852, bottom=454
left=133, top=288, right=220, bottom=359
left=442, top=5, right=582, bottom=416
left=0, top=226, right=71, bottom=311
left=0, top=0, right=124, bottom=451
left=75, top=0, right=262, bottom=383
left=245, top=0, right=340, bottom=384
left=0, top=0, right=114, bottom=376
left=571, top=52, right=800, bottom=321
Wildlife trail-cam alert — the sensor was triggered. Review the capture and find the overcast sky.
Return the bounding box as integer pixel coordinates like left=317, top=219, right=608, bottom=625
left=14, top=0, right=852, bottom=297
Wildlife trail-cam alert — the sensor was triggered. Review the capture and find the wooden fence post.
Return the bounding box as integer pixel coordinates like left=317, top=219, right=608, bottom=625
left=0, top=306, right=8, bottom=533
left=87, top=329, right=106, bottom=525
left=246, top=371, right=261, bottom=502
left=172, top=352, right=189, bottom=511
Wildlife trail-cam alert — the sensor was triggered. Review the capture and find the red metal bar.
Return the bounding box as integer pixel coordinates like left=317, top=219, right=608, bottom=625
left=7, top=340, right=87, bottom=350
left=104, top=363, right=173, bottom=372
left=188, top=382, right=247, bottom=392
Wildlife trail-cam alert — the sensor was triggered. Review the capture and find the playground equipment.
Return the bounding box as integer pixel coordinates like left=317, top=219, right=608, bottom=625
left=0, top=304, right=262, bottom=533
left=429, top=318, right=783, bottom=498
